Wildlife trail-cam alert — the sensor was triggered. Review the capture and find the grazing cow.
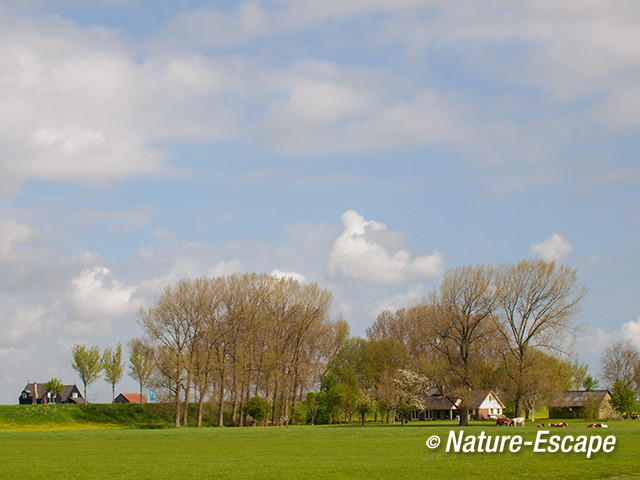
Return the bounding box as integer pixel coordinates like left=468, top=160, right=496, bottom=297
left=549, top=422, right=568, bottom=428
left=495, top=416, right=511, bottom=426
left=510, top=417, right=525, bottom=427
left=588, top=423, right=608, bottom=428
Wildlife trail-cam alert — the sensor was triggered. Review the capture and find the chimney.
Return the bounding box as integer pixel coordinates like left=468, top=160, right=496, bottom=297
left=33, top=382, right=37, bottom=405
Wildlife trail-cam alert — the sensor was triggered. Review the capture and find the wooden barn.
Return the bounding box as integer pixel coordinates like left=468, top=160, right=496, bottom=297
left=548, top=390, right=613, bottom=420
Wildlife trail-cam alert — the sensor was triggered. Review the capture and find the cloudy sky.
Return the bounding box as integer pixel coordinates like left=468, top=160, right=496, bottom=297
left=1, top=0, right=639, bottom=404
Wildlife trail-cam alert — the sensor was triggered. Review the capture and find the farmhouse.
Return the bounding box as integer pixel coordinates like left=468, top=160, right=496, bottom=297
left=115, top=393, right=145, bottom=404
left=548, top=390, right=613, bottom=420
left=18, top=382, right=83, bottom=405
left=410, top=388, right=505, bottom=421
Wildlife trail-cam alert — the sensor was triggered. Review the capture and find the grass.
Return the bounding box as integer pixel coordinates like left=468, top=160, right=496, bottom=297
left=1, top=417, right=640, bottom=479
left=0, top=404, right=176, bottom=430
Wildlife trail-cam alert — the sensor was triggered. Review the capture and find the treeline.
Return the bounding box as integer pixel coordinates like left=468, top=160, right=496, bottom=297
left=124, top=260, right=589, bottom=427
left=136, top=273, right=346, bottom=427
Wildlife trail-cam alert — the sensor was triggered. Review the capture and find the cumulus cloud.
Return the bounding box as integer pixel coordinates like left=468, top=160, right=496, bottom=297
left=271, top=269, right=306, bottom=283
left=328, top=210, right=444, bottom=284
left=531, top=233, right=574, bottom=262
left=622, top=317, right=640, bottom=350
left=68, top=266, right=139, bottom=320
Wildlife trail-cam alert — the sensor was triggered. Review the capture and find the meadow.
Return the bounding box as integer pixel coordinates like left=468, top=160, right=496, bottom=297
left=1, top=409, right=640, bottom=480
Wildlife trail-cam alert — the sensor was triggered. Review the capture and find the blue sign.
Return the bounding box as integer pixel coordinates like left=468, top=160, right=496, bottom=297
left=149, top=388, right=155, bottom=403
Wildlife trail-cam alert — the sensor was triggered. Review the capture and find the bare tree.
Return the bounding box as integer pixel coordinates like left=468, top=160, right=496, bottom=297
left=137, top=281, right=194, bottom=426
left=424, top=265, right=498, bottom=425
left=601, top=342, right=640, bottom=390
left=495, top=260, right=587, bottom=417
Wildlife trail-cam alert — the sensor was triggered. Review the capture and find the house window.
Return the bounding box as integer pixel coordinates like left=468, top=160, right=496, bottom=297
left=22, top=392, right=27, bottom=399
left=411, top=410, right=420, bottom=421
left=72, top=392, right=78, bottom=398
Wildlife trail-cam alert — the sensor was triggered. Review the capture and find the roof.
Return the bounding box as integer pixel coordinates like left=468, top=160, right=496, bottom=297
left=551, top=390, right=610, bottom=408
left=423, top=395, right=456, bottom=410
left=422, top=388, right=505, bottom=410
left=21, top=382, right=82, bottom=402
left=467, top=390, right=506, bottom=409
left=116, top=393, right=145, bottom=403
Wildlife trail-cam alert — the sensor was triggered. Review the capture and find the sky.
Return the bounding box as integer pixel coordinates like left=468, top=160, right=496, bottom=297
left=1, top=0, right=639, bottom=404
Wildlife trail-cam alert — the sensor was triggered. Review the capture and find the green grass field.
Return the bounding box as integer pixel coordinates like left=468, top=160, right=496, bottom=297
left=1, top=407, right=639, bottom=480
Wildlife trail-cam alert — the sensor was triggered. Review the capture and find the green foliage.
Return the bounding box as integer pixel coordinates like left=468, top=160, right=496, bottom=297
left=582, top=374, right=599, bottom=391
left=355, top=392, right=375, bottom=425
left=611, top=380, right=637, bottom=417
left=102, top=343, right=124, bottom=403
left=128, top=338, right=153, bottom=401
left=70, top=344, right=103, bottom=404
left=244, top=396, right=269, bottom=424
left=305, top=391, right=325, bottom=425
left=43, top=378, right=64, bottom=399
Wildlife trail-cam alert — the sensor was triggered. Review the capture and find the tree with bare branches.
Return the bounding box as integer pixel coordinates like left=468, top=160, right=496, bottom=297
left=495, top=260, right=587, bottom=417
left=424, top=264, right=499, bottom=426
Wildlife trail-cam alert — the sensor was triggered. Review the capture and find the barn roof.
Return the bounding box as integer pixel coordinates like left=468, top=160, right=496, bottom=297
left=552, top=390, right=610, bottom=408
left=116, top=393, right=144, bottom=403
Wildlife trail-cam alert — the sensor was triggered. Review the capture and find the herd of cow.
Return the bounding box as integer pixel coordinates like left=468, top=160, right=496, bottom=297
left=495, top=416, right=525, bottom=426
left=494, top=416, right=608, bottom=428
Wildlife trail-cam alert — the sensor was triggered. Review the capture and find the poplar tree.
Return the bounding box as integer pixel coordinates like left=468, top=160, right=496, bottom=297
left=70, top=344, right=102, bottom=405
left=103, top=343, right=125, bottom=404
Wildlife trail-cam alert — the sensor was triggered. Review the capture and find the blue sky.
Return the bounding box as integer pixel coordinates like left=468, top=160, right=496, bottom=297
left=1, top=0, right=639, bottom=404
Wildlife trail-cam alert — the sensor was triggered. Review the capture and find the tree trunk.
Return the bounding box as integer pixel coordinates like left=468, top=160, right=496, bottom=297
left=182, top=379, right=191, bottom=426
left=217, top=383, right=225, bottom=428
left=231, top=375, right=239, bottom=427
left=174, top=388, right=181, bottom=427
left=458, top=406, right=469, bottom=426
left=197, top=390, right=205, bottom=427
left=514, top=396, right=523, bottom=418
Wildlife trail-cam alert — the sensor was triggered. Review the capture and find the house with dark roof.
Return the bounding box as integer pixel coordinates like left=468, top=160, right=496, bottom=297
left=409, top=388, right=505, bottom=421
left=548, top=390, right=613, bottom=420
left=18, top=382, right=84, bottom=405
left=115, top=393, right=145, bottom=404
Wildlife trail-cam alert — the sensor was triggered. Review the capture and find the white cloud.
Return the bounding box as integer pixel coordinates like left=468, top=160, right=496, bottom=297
left=0, top=220, right=39, bottom=261
left=68, top=266, right=139, bottom=320
left=574, top=325, right=622, bottom=354
left=621, top=317, right=640, bottom=350
left=372, top=284, right=425, bottom=317
left=0, top=9, right=248, bottom=193
left=328, top=210, right=444, bottom=284
left=271, top=269, right=306, bottom=283
left=531, top=233, right=574, bottom=262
